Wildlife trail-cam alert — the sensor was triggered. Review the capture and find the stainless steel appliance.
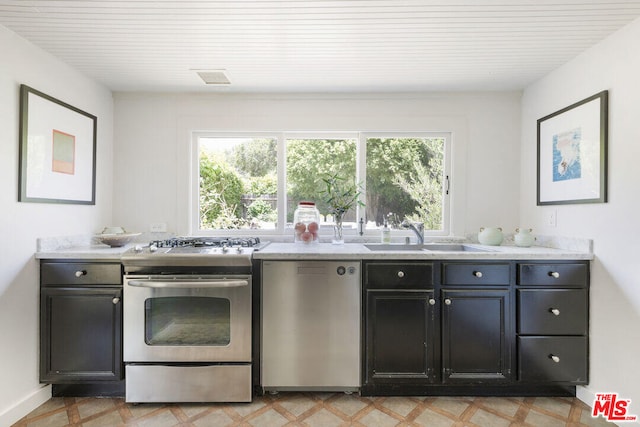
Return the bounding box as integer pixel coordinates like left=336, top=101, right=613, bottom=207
left=261, top=260, right=361, bottom=392
left=121, top=237, right=265, bottom=403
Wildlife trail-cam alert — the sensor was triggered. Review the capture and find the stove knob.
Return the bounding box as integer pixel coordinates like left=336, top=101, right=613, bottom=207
left=237, top=246, right=243, bottom=254
left=149, top=244, right=158, bottom=253
left=222, top=245, right=228, bottom=253
left=134, top=245, right=143, bottom=253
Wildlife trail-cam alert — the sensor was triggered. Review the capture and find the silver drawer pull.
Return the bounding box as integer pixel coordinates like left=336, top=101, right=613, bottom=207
left=397, top=271, right=405, bottom=278
left=112, top=297, right=120, bottom=305
left=444, top=298, right=452, bottom=305
left=550, top=308, right=560, bottom=316
left=428, top=298, right=436, bottom=306
left=550, top=355, right=560, bottom=363
left=75, top=270, right=87, bottom=278
left=473, top=271, right=483, bottom=278
left=549, top=271, right=560, bottom=278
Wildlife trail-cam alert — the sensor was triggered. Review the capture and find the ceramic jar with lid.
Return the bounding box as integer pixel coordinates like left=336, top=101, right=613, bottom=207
left=478, top=227, right=504, bottom=246
left=293, top=201, right=320, bottom=243
left=514, top=228, right=535, bottom=247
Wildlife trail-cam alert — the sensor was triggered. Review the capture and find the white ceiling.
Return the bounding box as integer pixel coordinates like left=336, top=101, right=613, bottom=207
left=2, top=1, right=640, bottom=93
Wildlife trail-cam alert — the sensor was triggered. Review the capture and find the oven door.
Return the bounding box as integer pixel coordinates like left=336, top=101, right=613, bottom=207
left=123, top=275, right=251, bottom=363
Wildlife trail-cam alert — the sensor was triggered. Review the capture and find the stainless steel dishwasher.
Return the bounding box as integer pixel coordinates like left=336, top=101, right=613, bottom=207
left=261, top=260, right=361, bottom=392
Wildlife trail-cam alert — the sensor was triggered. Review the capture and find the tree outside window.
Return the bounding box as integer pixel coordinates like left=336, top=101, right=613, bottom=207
left=197, top=134, right=447, bottom=234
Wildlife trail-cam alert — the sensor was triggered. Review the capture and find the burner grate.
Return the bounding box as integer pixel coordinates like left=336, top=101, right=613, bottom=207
left=150, top=237, right=262, bottom=248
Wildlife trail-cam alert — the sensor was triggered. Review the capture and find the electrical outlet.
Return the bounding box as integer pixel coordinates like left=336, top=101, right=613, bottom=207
left=547, top=210, right=557, bottom=227
left=149, top=222, right=167, bottom=232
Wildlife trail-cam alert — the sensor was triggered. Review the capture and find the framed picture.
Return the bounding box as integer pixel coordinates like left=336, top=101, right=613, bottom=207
left=537, top=90, right=608, bottom=205
left=18, top=84, right=97, bottom=204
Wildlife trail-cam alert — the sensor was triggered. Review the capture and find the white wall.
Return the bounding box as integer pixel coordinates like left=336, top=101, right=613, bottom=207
left=521, top=16, right=640, bottom=414
left=112, top=92, right=522, bottom=237
left=0, top=26, right=114, bottom=425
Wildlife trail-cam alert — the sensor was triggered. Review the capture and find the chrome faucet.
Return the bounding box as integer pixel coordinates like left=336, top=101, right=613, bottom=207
left=401, top=220, right=424, bottom=245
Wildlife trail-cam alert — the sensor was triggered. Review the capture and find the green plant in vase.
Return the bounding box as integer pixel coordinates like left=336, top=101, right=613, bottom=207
left=321, top=173, right=365, bottom=244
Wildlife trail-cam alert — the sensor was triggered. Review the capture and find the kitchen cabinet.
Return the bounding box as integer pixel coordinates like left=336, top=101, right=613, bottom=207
left=40, top=261, right=123, bottom=383
left=362, top=259, right=589, bottom=395
left=363, top=262, right=436, bottom=393
left=516, top=262, right=589, bottom=384
left=441, top=262, right=512, bottom=383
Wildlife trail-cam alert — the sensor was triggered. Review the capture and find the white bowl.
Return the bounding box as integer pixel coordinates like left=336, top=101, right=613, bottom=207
left=97, top=233, right=141, bottom=247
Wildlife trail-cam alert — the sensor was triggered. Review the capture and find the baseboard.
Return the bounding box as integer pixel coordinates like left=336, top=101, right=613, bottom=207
left=0, top=385, right=51, bottom=427
left=576, top=385, right=595, bottom=409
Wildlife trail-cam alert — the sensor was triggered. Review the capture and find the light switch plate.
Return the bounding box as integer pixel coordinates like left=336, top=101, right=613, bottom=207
left=149, top=222, right=167, bottom=232
left=547, top=210, right=557, bottom=227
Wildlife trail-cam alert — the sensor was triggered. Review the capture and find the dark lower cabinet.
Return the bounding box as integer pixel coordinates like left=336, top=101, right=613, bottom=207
left=366, top=291, right=435, bottom=383
left=441, top=289, right=511, bottom=383
left=516, top=262, right=589, bottom=386
left=40, top=261, right=123, bottom=384
left=41, top=287, right=122, bottom=382
left=362, top=259, right=589, bottom=396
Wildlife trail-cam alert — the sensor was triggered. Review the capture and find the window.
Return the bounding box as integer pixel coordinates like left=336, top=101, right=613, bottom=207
left=198, top=136, right=277, bottom=230
left=364, top=136, right=447, bottom=232
left=286, top=138, right=357, bottom=224
left=192, top=133, right=450, bottom=236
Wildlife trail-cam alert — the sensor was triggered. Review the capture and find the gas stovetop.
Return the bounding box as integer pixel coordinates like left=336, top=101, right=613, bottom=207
left=149, top=236, right=263, bottom=249
left=121, top=237, right=269, bottom=269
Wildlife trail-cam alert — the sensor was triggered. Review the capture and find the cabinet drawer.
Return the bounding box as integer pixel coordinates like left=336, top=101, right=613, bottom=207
left=365, top=262, right=433, bottom=289
left=41, top=262, right=122, bottom=286
left=442, top=263, right=510, bottom=286
left=518, top=336, right=587, bottom=383
left=517, top=263, right=588, bottom=286
left=518, top=289, right=587, bottom=335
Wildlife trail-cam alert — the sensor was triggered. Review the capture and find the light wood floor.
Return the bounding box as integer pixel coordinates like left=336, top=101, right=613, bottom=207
left=13, top=392, right=615, bottom=427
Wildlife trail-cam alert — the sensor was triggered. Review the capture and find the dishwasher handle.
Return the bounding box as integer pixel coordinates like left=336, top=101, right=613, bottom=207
left=128, top=279, right=249, bottom=289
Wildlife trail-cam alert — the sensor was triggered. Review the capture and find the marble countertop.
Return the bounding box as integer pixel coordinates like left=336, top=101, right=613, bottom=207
left=35, top=243, right=136, bottom=260
left=35, top=235, right=594, bottom=261
left=253, top=242, right=593, bottom=260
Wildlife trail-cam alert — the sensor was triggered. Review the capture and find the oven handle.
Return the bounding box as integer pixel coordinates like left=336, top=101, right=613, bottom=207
left=127, top=279, right=249, bottom=289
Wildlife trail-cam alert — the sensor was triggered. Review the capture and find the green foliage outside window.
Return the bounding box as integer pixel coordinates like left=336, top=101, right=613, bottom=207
left=199, top=136, right=445, bottom=231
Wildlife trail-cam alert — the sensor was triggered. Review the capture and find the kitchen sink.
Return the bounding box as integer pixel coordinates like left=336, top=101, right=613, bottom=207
left=364, top=243, right=495, bottom=252
left=421, top=243, right=495, bottom=252
left=364, top=244, right=425, bottom=251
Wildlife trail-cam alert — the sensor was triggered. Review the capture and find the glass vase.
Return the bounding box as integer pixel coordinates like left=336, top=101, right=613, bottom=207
left=332, top=214, right=344, bottom=245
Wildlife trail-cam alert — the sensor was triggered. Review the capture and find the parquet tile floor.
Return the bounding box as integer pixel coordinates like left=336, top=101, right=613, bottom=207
left=12, top=393, right=616, bottom=427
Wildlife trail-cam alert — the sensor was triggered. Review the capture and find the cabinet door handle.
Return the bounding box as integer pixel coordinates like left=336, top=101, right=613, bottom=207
left=549, top=355, right=560, bottom=363
left=397, top=271, right=405, bottom=278
left=473, top=271, right=483, bottom=278
left=549, top=271, right=560, bottom=278
left=75, top=270, right=87, bottom=278
left=428, top=298, right=436, bottom=305
left=550, top=308, right=560, bottom=316
left=112, top=297, right=120, bottom=304
left=444, top=298, right=452, bottom=305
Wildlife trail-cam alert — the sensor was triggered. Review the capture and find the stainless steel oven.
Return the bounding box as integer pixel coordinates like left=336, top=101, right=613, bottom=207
left=121, top=237, right=264, bottom=403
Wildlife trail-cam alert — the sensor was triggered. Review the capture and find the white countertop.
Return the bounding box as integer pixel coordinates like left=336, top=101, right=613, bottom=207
left=253, top=242, right=593, bottom=260
left=35, top=236, right=594, bottom=261
left=36, top=244, right=135, bottom=260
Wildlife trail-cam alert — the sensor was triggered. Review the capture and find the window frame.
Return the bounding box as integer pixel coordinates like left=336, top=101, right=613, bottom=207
left=190, top=131, right=451, bottom=238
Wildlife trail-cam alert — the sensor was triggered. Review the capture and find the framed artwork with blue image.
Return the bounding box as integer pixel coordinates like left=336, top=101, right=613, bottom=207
left=537, top=91, right=608, bottom=205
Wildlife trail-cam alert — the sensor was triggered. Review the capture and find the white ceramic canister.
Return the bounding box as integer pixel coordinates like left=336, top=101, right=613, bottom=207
left=514, top=228, right=535, bottom=247
left=293, top=201, right=321, bottom=243
left=478, top=227, right=504, bottom=246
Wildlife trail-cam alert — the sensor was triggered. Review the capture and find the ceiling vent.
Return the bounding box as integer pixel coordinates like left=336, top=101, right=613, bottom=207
left=195, top=70, right=231, bottom=85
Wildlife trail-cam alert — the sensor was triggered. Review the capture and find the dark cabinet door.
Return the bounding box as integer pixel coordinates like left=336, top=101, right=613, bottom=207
left=441, top=289, right=512, bottom=383
left=40, top=287, right=122, bottom=382
left=365, top=291, right=436, bottom=384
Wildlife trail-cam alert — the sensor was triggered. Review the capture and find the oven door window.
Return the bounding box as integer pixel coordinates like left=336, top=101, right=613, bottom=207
left=144, top=297, right=230, bottom=346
